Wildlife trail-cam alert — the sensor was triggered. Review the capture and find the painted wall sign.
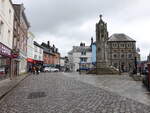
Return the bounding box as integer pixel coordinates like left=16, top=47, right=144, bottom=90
left=0, top=42, right=11, bottom=57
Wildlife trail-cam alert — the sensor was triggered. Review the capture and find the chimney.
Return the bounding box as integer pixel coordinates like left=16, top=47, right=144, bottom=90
left=91, top=37, right=93, bottom=44
left=47, top=41, right=50, bottom=47
left=80, top=42, right=83, bottom=46
left=83, top=43, right=85, bottom=47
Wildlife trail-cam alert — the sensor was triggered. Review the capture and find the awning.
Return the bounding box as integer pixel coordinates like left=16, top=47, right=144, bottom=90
left=27, top=58, right=34, bottom=63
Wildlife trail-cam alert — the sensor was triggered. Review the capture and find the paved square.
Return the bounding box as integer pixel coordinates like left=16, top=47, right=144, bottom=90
left=0, top=72, right=150, bottom=113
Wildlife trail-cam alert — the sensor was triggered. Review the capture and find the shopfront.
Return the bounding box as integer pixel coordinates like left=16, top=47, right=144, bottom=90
left=33, top=60, right=44, bottom=72
left=0, top=42, right=12, bottom=80
left=11, top=51, right=20, bottom=78
left=27, top=58, right=34, bottom=72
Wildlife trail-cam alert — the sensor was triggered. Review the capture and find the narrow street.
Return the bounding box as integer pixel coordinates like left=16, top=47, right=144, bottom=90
left=0, top=72, right=150, bottom=113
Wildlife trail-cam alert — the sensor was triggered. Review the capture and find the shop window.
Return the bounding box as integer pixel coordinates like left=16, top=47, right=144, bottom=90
left=0, top=57, right=10, bottom=80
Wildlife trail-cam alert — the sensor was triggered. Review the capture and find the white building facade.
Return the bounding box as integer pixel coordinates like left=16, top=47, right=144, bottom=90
left=27, top=32, right=35, bottom=72
left=68, top=43, right=92, bottom=72
left=0, top=0, right=14, bottom=49
left=0, top=0, right=14, bottom=80
left=34, top=41, right=43, bottom=62
left=27, top=32, right=35, bottom=60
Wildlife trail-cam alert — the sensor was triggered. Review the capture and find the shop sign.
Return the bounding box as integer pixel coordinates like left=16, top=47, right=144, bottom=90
left=12, top=54, right=19, bottom=58
left=27, top=58, right=33, bottom=63
left=0, top=43, right=11, bottom=57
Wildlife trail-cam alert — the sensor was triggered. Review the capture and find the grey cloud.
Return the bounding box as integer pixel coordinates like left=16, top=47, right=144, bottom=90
left=22, top=0, right=136, bottom=34
left=13, top=0, right=150, bottom=59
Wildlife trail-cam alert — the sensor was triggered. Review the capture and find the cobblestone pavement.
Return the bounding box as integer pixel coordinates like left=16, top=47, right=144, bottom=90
left=0, top=72, right=150, bottom=113
left=63, top=72, right=150, bottom=105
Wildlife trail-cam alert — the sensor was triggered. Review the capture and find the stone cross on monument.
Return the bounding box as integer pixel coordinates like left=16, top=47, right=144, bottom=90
left=99, top=14, right=102, bottom=20
left=96, top=14, right=107, bottom=68
left=95, top=15, right=119, bottom=75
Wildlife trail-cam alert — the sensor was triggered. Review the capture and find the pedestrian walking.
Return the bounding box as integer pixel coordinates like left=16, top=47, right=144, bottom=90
left=36, top=66, right=39, bottom=75
left=32, top=66, right=36, bottom=74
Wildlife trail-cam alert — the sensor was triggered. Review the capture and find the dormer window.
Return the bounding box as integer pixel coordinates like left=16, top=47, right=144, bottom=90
left=81, top=50, right=86, bottom=55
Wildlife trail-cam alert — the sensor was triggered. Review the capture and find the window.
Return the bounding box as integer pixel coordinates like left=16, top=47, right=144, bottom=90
left=113, top=43, right=117, bottom=47
left=113, top=54, right=117, bottom=58
left=0, top=21, right=4, bottom=35
left=34, top=55, right=37, bottom=59
left=13, top=37, right=17, bottom=48
left=98, top=47, right=101, bottom=52
left=113, top=50, right=117, bottom=52
left=120, top=44, right=124, bottom=47
left=127, top=43, right=131, bottom=48
left=9, top=9, right=11, bottom=20
left=128, top=54, right=132, bottom=58
left=81, top=51, right=86, bottom=55
left=8, top=30, right=10, bottom=35
left=80, top=58, right=87, bottom=62
left=113, top=63, right=118, bottom=68
left=128, top=50, right=131, bottom=52
left=40, top=49, right=42, bottom=54
left=121, top=54, right=124, bottom=58
left=1, top=0, right=5, bottom=9
left=8, top=30, right=11, bottom=44
left=35, top=46, right=37, bottom=52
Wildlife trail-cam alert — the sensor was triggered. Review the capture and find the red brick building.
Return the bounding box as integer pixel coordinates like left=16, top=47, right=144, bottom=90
left=41, top=41, right=60, bottom=67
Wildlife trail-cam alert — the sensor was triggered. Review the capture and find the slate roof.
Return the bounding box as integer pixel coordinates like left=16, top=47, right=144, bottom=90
left=108, top=33, right=135, bottom=42
left=34, top=41, right=43, bottom=49
left=72, top=46, right=92, bottom=52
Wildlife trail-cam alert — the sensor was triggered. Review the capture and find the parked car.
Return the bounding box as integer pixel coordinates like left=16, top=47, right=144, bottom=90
left=0, top=67, right=5, bottom=75
left=43, top=67, right=51, bottom=72
left=50, top=67, right=59, bottom=72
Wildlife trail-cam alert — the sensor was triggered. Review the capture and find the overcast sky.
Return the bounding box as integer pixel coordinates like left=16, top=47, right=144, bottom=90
left=12, top=0, right=150, bottom=60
